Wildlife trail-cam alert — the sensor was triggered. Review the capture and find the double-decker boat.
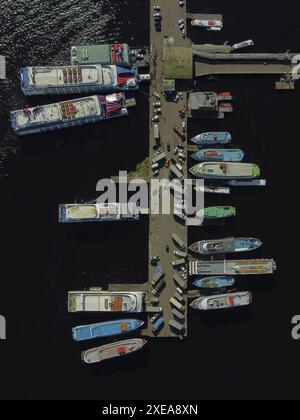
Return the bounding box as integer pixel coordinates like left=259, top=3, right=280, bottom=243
left=11, top=94, right=131, bottom=136
left=21, top=64, right=138, bottom=95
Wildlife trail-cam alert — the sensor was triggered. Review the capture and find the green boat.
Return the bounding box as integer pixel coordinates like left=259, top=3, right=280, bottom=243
left=197, top=206, right=237, bottom=220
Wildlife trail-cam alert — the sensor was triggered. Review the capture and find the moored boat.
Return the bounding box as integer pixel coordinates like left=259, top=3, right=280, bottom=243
left=68, top=291, right=145, bottom=313
left=190, top=132, right=231, bottom=146
left=191, top=19, right=223, bottom=32
left=191, top=149, right=244, bottom=162
left=190, top=292, right=252, bottom=311
left=72, top=319, right=144, bottom=341
left=10, top=94, right=131, bottom=136
left=189, top=259, right=277, bottom=276
left=197, top=206, right=236, bottom=220
left=228, top=179, right=267, bottom=187
left=21, top=65, right=139, bottom=96
left=194, top=185, right=230, bottom=195
left=59, top=202, right=140, bottom=223
left=190, top=162, right=260, bottom=179
left=189, top=237, right=262, bottom=255
left=82, top=338, right=147, bottom=364
left=193, top=276, right=235, bottom=289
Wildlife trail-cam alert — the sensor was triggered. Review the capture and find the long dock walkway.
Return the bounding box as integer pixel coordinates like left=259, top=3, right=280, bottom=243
left=147, top=0, right=190, bottom=338
left=195, top=62, right=293, bottom=78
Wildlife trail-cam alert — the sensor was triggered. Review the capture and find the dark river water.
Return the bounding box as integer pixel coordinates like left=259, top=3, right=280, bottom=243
left=0, top=0, right=300, bottom=400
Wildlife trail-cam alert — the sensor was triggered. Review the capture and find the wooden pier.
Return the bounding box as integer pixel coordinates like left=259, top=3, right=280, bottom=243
left=146, top=0, right=190, bottom=338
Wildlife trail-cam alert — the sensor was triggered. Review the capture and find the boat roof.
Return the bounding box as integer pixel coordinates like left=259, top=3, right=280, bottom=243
left=11, top=96, right=101, bottom=128
left=200, top=162, right=254, bottom=177
left=71, top=44, right=130, bottom=65
left=23, top=65, right=105, bottom=87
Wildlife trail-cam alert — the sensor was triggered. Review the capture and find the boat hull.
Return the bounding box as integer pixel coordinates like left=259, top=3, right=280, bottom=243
left=195, top=185, right=230, bottom=194
left=190, top=162, right=260, bottom=179
left=193, top=276, right=235, bottom=289
left=190, top=292, right=252, bottom=311
left=72, top=319, right=144, bottom=341
left=82, top=338, right=147, bottom=364
left=191, top=238, right=262, bottom=255
left=191, top=149, right=244, bottom=162
left=197, top=206, right=236, bottom=220
left=191, top=132, right=231, bottom=145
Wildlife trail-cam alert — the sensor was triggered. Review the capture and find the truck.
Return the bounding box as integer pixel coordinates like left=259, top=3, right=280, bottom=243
left=154, top=124, right=160, bottom=141
left=152, top=279, right=166, bottom=297
left=152, top=152, right=166, bottom=165
left=174, top=250, right=188, bottom=259
left=171, top=233, right=186, bottom=250
left=170, top=165, right=184, bottom=182
left=169, top=319, right=186, bottom=335
left=170, top=297, right=185, bottom=313
left=151, top=266, right=165, bottom=287
left=173, top=273, right=187, bottom=290
left=152, top=317, right=164, bottom=334
left=172, top=308, right=185, bottom=321
left=172, top=259, right=186, bottom=268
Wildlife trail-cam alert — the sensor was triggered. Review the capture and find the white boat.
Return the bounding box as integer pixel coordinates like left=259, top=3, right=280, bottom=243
left=68, top=291, right=145, bottom=313
left=194, top=185, right=230, bottom=195
left=82, top=338, right=147, bottom=364
left=228, top=179, right=267, bottom=187
left=191, top=19, right=223, bottom=31
left=190, top=292, right=252, bottom=311
left=59, top=202, right=140, bottom=223
left=190, top=162, right=260, bottom=180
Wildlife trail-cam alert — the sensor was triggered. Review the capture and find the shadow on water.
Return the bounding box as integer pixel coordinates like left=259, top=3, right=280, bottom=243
left=192, top=306, right=253, bottom=327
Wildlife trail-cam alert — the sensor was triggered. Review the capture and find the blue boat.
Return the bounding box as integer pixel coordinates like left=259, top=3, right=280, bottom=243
left=191, top=149, right=244, bottom=162
left=191, top=132, right=231, bottom=146
left=72, top=319, right=144, bottom=342
left=189, top=237, right=263, bottom=255
left=193, top=276, right=236, bottom=289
